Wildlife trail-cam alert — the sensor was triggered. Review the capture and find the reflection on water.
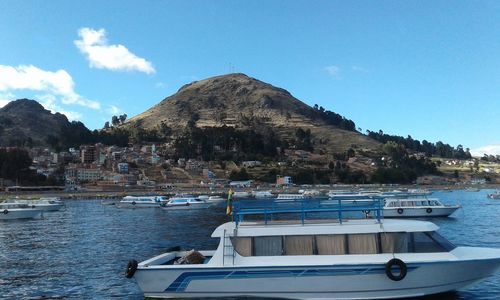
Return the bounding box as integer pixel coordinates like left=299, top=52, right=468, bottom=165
left=0, top=189, right=499, bottom=299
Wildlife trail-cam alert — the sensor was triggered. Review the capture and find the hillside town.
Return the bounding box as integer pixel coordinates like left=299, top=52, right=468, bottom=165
left=1, top=141, right=498, bottom=194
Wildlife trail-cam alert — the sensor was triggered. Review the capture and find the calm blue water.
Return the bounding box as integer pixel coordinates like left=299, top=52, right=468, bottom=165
left=0, top=189, right=499, bottom=299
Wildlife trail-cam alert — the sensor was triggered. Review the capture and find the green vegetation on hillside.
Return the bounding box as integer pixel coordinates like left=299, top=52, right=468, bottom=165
left=366, top=130, right=472, bottom=159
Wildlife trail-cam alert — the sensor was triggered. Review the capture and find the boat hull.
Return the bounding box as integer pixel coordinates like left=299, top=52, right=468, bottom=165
left=0, top=209, right=42, bottom=220
left=32, top=204, right=64, bottom=211
left=135, top=257, right=500, bottom=299
left=117, top=202, right=162, bottom=208
left=383, top=206, right=459, bottom=218
left=161, top=203, right=211, bottom=210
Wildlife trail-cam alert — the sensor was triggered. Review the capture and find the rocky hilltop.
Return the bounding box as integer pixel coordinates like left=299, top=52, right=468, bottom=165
left=128, top=73, right=380, bottom=153
left=0, top=99, right=71, bottom=146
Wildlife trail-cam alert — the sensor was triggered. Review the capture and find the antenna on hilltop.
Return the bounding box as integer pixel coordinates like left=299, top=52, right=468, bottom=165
left=228, top=62, right=235, bottom=74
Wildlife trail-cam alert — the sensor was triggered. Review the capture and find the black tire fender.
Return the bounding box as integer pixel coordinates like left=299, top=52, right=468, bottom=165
left=385, top=258, right=407, bottom=281
left=3, top=209, right=8, bottom=214
left=397, top=208, right=404, bottom=214
left=131, top=201, right=136, bottom=205
left=426, top=208, right=432, bottom=214
left=125, top=260, right=138, bottom=278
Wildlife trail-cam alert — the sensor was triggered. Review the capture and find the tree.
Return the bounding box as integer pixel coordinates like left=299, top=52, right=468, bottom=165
left=104, top=121, right=110, bottom=129
left=111, top=115, right=119, bottom=126
left=119, top=114, right=127, bottom=124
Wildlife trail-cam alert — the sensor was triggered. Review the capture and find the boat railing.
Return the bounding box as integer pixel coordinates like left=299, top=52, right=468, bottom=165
left=233, top=196, right=384, bottom=226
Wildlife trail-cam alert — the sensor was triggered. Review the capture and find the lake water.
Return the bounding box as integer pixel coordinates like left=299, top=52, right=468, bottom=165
left=0, top=189, right=499, bottom=299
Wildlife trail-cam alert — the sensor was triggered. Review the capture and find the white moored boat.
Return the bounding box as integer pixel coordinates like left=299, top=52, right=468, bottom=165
left=206, top=196, right=225, bottom=202
left=126, top=199, right=500, bottom=299
left=276, top=193, right=304, bottom=200
left=252, top=190, right=274, bottom=199
left=12, top=197, right=64, bottom=211
left=118, top=195, right=168, bottom=208
left=0, top=202, right=43, bottom=220
left=487, top=191, right=500, bottom=199
left=383, top=197, right=460, bottom=218
left=232, top=191, right=251, bottom=199
left=162, top=196, right=211, bottom=210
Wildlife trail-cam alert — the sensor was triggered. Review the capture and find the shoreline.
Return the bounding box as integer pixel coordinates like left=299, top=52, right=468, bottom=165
left=1, top=183, right=499, bottom=201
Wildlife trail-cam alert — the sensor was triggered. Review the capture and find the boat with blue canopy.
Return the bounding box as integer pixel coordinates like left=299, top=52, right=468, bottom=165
left=126, top=196, right=500, bottom=299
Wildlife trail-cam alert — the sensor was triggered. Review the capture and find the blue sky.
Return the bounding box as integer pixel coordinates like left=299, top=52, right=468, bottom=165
left=0, top=1, right=499, bottom=155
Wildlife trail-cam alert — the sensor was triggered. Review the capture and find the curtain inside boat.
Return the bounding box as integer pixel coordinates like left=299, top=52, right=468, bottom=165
left=232, top=237, right=252, bottom=256
left=347, top=234, right=378, bottom=254
left=253, top=236, right=283, bottom=256
left=315, top=235, right=346, bottom=255
left=381, top=232, right=408, bottom=253
left=284, top=236, right=314, bottom=255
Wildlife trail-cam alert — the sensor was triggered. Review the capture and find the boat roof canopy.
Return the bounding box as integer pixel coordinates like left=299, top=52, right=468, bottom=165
left=211, top=219, right=439, bottom=238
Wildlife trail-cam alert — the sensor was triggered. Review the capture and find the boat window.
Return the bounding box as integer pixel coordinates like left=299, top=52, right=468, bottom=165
left=284, top=236, right=314, bottom=255
left=347, top=234, right=378, bottom=254
left=411, top=232, right=447, bottom=252
left=316, top=235, right=346, bottom=255
left=427, top=232, right=456, bottom=251
left=380, top=232, right=408, bottom=253
left=253, top=236, right=283, bottom=256
left=232, top=237, right=252, bottom=257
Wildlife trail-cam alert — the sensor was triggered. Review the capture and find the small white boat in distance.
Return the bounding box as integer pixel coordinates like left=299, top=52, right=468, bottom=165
left=0, top=202, right=43, bottom=220
left=383, top=198, right=460, bottom=217
left=27, top=197, right=64, bottom=211
left=301, top=189, right=321, bottom=198
left=252, top=190, right=274, bottom=199
left=232, top=191, right=251, bottom=198
left=118, top=196, right=168, bottom=208
left=127, top=199, right=500, bottom=299
left=487, top=191, right=500, bottom=199
left=5, top=198, right=64, bottom=212
left=206, top=196, right=225, bottom=202
left=197, top=195, right=209, bottom=201
left=276, top=193, right=304, bottom=200
left=162, top=198, right=211, bottom=210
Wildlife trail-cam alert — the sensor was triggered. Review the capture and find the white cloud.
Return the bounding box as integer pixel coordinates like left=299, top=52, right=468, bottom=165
left=351, top=65, right=369, bottom=73
left=107, top=104, right=121, bottom=115
left=0, top=64, right=100, bottom=110
left=325, top=65, right=341, bottom=78
left=38, top=94, right=83, bottom=121
left=155, top=82, right=167, bottom=89
left=75, top=27, right=155, bottom=74
left=470, top=144, right=500, bottom=157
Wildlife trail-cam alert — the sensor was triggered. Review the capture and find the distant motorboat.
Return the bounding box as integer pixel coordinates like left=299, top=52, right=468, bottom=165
left=197, top=195, right=210, bottom=201
left=0, top=202, right=43, bottom=220
left=119, top=195, right=168, bottom=208
left=232, top=191, right=250, bottom=199
left=302, top=189, right=321, bottom=198
left=465, top=187, right=480, bottom=192
left=487, top=191, right=500, bottom=199
left=162, top=197, right=211, bottom=210
left=206, top=196, right=225, bottom=202
left=276, top=194, right=304, bottom=200
left=383, top=198, right=460, bottom=218
left=407, top=188, right=432, bottom=195
left=5, top=198, right=64, bottom=212
left=252, top=190, right=274, bottom=199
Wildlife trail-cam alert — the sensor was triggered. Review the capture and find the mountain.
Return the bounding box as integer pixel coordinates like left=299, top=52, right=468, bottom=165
left=0, top=99, right=73, bottom=147
left=127, top=73, right=380, bottom=153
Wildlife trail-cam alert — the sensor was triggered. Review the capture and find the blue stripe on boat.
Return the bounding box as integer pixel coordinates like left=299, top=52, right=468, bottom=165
left=165, top=265, right=418, bottom=292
